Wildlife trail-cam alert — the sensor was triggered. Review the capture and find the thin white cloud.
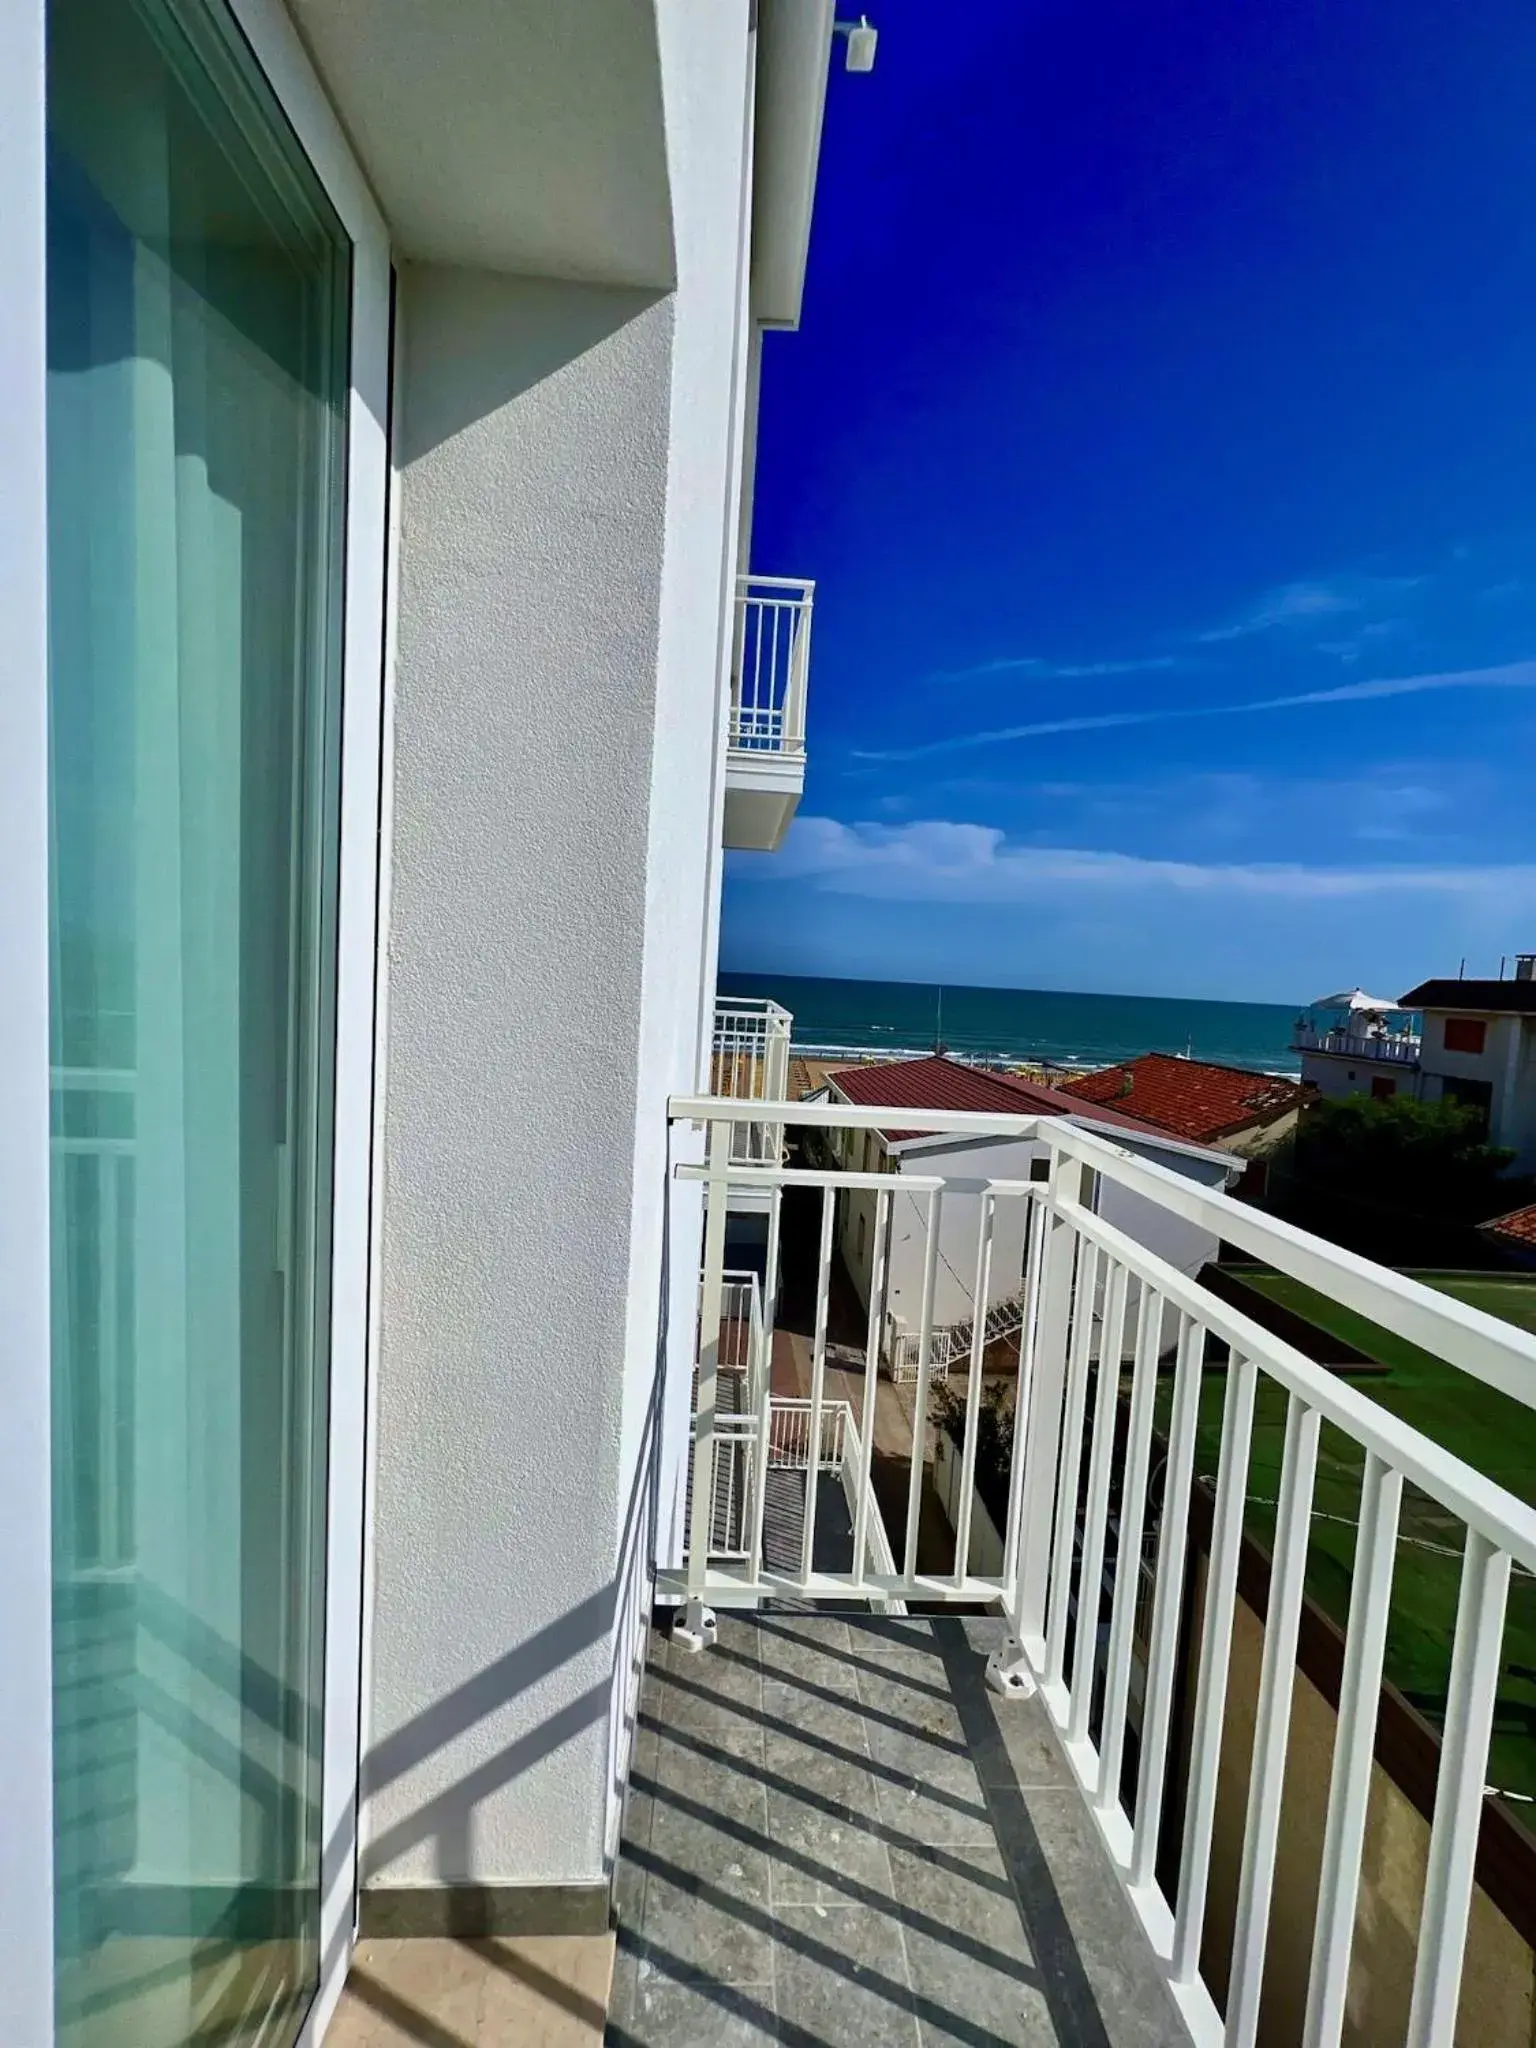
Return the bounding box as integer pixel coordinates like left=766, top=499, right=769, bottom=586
left=1193, top=574, right=1424, bottom=645
left=953, top=653, right=1181, bottom=681
left=765, top=816, right=1536, bottom=909
left=856, top=659, right=1536, bottom=763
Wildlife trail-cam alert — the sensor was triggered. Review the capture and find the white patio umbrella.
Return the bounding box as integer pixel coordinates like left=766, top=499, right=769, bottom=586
left=1309, top=987, right=1403, bottom=1013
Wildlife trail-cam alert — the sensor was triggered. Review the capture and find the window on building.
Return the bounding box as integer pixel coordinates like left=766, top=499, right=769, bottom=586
left=1444, top=1017, right=1488, bottom=1055
left=1029, top=1157, right=1050, bottom=1182
left=1442, top=1075, right=1494, bottom=1129
left=1370, top=1076, right=1396, bottom=1101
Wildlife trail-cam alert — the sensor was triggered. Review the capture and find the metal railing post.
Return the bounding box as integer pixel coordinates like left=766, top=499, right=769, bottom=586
left=677, top=1117, right=730, bottom=1651
left=1001, top=1147, right=1084, bottom=1671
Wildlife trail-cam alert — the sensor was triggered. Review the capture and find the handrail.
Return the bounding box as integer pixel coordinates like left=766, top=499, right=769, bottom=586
left=671, top=1092, right=1536, bottom=1409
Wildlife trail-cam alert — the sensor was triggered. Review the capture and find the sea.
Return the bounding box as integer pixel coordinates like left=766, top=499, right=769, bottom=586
left=717, top=971, right=1303, bottom=1077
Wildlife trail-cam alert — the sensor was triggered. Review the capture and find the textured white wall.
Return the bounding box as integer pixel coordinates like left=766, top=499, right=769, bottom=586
left=364, top=2, right=757, bottom=1894
left=365, top=264, right=677, bottom=1891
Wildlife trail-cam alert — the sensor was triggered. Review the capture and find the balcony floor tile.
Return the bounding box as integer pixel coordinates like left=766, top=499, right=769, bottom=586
left=608, top=1613, right=1191, bottom=2047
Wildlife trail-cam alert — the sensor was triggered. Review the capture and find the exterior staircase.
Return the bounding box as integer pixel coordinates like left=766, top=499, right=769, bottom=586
left=888, top=1288, right=1028, bottom=1382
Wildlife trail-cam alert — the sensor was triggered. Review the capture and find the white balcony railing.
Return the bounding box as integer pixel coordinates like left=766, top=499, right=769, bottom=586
left=730, top=575, right=814, bottom=756
left=665, top=1092, right=1536, bottom=2048
left=1293, top=1023, right=1421, bottom=1065
left=766, top=1396, right=849, bottom=1470
left=712, top=998, right=792, bottom=1167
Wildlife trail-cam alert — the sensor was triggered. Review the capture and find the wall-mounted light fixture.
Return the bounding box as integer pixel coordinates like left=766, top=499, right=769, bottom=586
left=833, top=14, right=879, bottom=72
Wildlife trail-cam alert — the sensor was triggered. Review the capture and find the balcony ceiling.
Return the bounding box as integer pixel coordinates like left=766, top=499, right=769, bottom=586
left=287, top=0, right=675, bottom=286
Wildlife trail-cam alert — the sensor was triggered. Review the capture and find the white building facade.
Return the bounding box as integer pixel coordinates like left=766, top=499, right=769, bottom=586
left=1399, top=974, right=1536, bottom=1173
left=2, top=3, right=839, bottom=2040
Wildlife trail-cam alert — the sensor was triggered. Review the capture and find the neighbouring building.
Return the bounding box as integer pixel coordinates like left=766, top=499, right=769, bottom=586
left=1398, top=964, right=1536, bottom=1170
left=1292, top=966, right=1536, bottom=1172
left=1292, top=988, right=1424, bottom=1105
left=824, top=1055, right=1239, bottom=1368
left=1057, top=1050, right=1306, bottom=1156
left=1479, top=1202, right=1536, bottom=1269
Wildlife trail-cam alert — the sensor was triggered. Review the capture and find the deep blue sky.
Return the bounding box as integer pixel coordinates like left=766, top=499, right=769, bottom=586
left=722, top=0, right=1536, bottom=1005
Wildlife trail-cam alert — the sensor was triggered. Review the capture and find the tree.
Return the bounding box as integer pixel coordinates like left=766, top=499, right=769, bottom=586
left=1270, top=1093, right=1530, bottom=1265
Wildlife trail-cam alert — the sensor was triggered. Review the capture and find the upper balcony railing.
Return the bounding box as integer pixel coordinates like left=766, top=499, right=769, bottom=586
left=1293, top=1022, right=1422, bottom=1066
left=665, top=1091, right=1536, bottom=2048
left=711, top=998, right=792, bottom=1167
left=730, top=575, right=814, bottom=756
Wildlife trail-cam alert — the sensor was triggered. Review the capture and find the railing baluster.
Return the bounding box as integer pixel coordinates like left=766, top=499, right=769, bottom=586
left=1015, top=1150, right=1085, bottom=1650
left=1046, top=1238, right=1100, bottom=1689
left=684, top=1118, right=732, bottom=1627
left=1002, top=1192, right=1048, bottom=1595
left=1303, top=1450, right=1403, bottom=2048
left=800, top=1184, right=835, bottom=1587
left=1226, top=1393, right=1321, bottom=2048
left=902, top=1189, right=943, bottom=1580
left=749, top=1191, right=783, bottom=1580
left=1171, top=1352, right=1258, bottom=1983
left=1096, top=1278, right=1157, bottom=1816
left=1405, top=1528, right=1512, bottom=2048
left=1130, top=1310, right=1204, bottom=1889
left=1068, top=1259, right=1130, bottom=1747
left=952, top=1190, right=997, bottom=1588
left=852, top=1187, right=890, bottom=1591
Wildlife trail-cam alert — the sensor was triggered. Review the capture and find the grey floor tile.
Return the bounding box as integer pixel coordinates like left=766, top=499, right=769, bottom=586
left=773, top=1902, right=920, bottom=2048
left=756, top=1612, right=855, bottom=1655
left=765, top=1750, right=895, bottom=1909
left=887, top=1841, right=1054, bottom=2047
left=761, top=1682, right=874, bottom=1781
left=991, top=1787, right=1188, bottom=2048
left=835, top=1642, right=961, bottom=1702
left=857, top=1667, right=973, bottom=1774
left=967, top=1695, right=1074, bottom=1792
left=648, top=1648, right=763, bottom=1735
left=755, top=1636, right=863, bottom=1698
left=871, top=1759, right=996, bottom=1848
left=847, top=1616, right=947, bottom=1658
left=610, top=1967, right=778, bottom=2047
left=637, top=1862, right=777, bottom=1990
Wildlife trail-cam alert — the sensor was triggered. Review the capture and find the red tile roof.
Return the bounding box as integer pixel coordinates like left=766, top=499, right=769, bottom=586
left=1480, top=1203, right=1536, bottom=1251
left=828, top=1053, right=1178, bottom=1146
left=1054, top=1052, right=1304, bottom=1145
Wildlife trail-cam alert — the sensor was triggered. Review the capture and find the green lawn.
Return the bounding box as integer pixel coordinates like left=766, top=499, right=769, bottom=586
left=1182, top=1268, right=1536, bottom=1803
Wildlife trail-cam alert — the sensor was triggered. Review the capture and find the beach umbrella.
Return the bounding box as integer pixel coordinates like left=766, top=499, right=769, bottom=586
left=1309, top=987, right=1403, bottom=1013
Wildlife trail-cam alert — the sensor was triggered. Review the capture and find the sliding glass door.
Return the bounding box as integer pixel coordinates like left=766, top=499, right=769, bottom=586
left=46, top=0, right=350, bottom=2040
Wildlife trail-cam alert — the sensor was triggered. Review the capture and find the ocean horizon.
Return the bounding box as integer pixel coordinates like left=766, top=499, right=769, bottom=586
left=717, top=970, right=1303, bottom=1076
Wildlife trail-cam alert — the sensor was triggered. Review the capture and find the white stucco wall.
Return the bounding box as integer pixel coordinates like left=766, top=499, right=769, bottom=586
left=365, top=263, right=678, bottom=1895
left=363, top=0, right=758, bottom=1902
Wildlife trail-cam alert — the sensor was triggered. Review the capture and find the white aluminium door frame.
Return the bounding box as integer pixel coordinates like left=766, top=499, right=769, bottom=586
left=0, top=0, right=394, bottom=2037
left=224, top=3, right=393, bottom=2040
left=0, top=2, right=54, bottom=2039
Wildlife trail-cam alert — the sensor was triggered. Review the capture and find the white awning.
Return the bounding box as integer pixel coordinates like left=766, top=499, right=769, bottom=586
left=1309, top=987, right=1404, bottom=1013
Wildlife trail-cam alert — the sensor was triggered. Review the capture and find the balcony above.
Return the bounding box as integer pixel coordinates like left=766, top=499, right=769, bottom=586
left=1293, top=1022, right=1422, bottom=1067
left=712, top=999, right=792, bottom=1205
left=724, top=575, right=814, bottom=852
